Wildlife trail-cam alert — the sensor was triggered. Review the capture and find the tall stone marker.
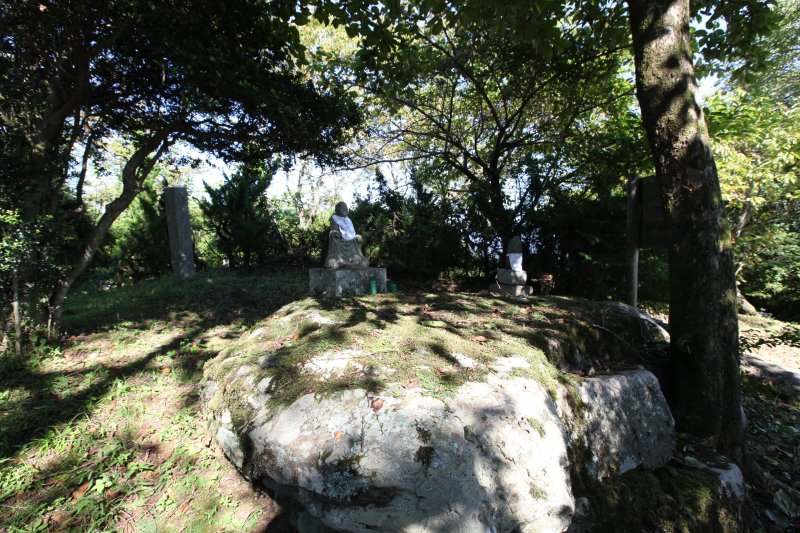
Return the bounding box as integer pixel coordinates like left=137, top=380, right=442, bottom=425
left=165, top=186, right=195, bottom=279
left=626, top=174, right=666, bottom=308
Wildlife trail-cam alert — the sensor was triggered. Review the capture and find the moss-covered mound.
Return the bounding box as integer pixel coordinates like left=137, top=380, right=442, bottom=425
left=203, top=292, right=667, bottom=413
left=200, top=291, right=744, bottom=532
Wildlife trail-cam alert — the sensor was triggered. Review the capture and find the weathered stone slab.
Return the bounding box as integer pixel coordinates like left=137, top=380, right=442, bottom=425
left=205, top=373, right=575, bottom=532
left=490, top=283, right=534, bottom=296
left=164, top=186, right=195, bottom=279
left=558, top=369, right=674, bottom=481
left=497, top=268, right=527, bottom=285
left=309, top=267, right=387, bottom=296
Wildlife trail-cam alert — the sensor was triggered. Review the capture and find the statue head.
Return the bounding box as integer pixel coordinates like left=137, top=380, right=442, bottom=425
left=334, top=201, right=349, bottom=217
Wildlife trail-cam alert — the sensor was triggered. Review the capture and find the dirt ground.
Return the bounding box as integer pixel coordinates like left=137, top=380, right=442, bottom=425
left=739, top=318, right=800, bottom=531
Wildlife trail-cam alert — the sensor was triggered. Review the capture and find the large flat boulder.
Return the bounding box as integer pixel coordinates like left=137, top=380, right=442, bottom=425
left=206, top=370, right=574, bottom=532
left=558, top=370, right=674, bottom=481
left=201, top=295, right=679, bottom=531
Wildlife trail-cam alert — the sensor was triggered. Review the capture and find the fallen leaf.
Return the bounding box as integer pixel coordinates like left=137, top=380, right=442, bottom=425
left=155, top=445, right=175, bottom=462
left=765, top=508, right=790, bottom=527
left=404, top=379, right=420, bottom=389
left=71, top=481, right=90, bottom=500
left=370, top=398, right=384, bottom=411
left=49, top=511, right=71, bottom=526
left=139, top=471, right=160, bottom=485
left=774, top=488, right=800, bottom=519
left=291, top=333, right=301, bottom=340
left=104, top=488, right=122, bottom=502
left=334, top=431, right=343, bottom=443
left=470, top=335, right=489, bottom=343
left=177, top=500, right=193, bottom=515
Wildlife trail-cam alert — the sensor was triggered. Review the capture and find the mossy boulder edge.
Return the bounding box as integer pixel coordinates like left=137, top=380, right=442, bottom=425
left=200, top=293, right=737, bottom=531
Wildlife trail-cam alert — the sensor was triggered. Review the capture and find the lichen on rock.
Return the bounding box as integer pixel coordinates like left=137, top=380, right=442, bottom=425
left=199, top=293, right=731, bottom=531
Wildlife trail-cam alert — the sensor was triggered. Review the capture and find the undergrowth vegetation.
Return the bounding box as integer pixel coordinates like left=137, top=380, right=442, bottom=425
left=0, top=269, right=798, bottom=531
left=0, top=270, right=304, bottom=532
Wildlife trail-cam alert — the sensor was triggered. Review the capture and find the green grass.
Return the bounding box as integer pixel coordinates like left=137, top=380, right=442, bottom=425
left=3, top=269, right=795, bottom=531
left=62, top=268, right=307, bottom=333
left=0, top=269, right=303, bottom=532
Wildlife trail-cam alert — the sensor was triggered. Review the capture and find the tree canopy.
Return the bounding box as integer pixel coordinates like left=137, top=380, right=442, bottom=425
left=0, top=0, right=360, bottom=329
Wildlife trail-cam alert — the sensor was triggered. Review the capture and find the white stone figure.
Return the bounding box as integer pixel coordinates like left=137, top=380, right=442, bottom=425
left=506, top=236, right=524, bottom=271
left=325, top=202, right=369, bottom=269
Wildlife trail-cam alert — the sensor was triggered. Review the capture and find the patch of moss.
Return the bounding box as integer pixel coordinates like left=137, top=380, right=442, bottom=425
left=317, top=454, right=370, bottom=502
left=415, top=446, right=436, bottom=467
left=463, top=425, right=476, bottom=443
left=581, top=466, right=739, bottom=533
left=203, top=293, right=660, bottom=416
left=529, top=484, right=548, bottom=500
left=416, top=423, right=432, bottom=444
left=527, top=417, right=545, bottom=437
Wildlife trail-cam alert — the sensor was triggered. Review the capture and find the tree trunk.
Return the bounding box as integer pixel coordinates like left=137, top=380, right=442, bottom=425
left=12, top=270, right=22, bottom=358
left=627, top=0, right=744, bottom=461
left=47, top=130, right=174, bottom=335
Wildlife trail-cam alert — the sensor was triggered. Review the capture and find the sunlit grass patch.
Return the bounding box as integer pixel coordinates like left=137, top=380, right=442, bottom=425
left=1, top=270, right=299, bottom=532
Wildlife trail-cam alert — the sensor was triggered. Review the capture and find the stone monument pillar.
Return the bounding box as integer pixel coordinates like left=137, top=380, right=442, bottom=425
left=165, top=186, right=195, bottom=279
left=492, top=235, right=533, bottom=296
left=309, top=202, right=386, bottom=296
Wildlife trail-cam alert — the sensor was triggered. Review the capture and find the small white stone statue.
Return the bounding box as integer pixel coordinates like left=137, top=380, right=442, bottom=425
left=497, top=235, right=527, bottom=286
left=325, top=202, right=369, bottom=269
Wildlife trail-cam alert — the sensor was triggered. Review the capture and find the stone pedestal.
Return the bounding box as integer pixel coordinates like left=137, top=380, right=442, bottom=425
left=497, top=268, right=527, bottom=285
left=491, top=283, right=535, bottom=296
left=309, top=268, right=387, bottom=296
left=492, top=269, right=533, bottom=296
left=165, top=186, right=195, bottom=279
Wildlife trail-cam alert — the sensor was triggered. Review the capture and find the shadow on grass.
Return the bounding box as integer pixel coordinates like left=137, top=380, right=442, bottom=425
left=0, top=328, right=203, bottom=460
left=2, top=270, right=310, bottom=461
left=62, top=269, right=307, bottom=334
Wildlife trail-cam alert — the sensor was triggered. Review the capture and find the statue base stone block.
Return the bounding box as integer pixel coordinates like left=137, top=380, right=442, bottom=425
left=490, top=283, right=535, bottom=297
left=497, top=268, right=527, bottom=285
left=309, top=267, right=387, bottom=297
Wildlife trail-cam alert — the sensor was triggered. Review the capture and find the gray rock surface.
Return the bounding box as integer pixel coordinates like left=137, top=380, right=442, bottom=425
left=205, top=370, right=575, bottom=532
left=558, top=370, right=674, bottom=480
left=204, top=363, right=675, bottom=532
left=496, top=268, right=527, bottom=285
left=201, top=298, right=680, bottom=532
left=309, top=267, right=387, bottom=296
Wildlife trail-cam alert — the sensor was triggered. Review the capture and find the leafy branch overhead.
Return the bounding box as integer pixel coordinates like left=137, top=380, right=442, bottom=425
left=0, top=0, right=362, bottom=331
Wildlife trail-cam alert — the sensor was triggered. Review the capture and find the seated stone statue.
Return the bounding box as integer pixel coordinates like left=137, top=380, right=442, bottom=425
left=325, top=202, right=369, bottom=269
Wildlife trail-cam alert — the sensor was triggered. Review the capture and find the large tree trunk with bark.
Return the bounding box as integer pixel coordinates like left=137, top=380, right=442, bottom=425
left=627, top=0, right=744, bottom=461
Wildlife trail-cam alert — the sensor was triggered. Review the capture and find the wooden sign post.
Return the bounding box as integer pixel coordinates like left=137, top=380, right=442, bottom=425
left=626, top=174, right=666, bottom=308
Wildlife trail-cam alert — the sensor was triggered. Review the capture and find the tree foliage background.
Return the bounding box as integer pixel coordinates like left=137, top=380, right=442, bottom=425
left=2, top=0, right=798, bottom=357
